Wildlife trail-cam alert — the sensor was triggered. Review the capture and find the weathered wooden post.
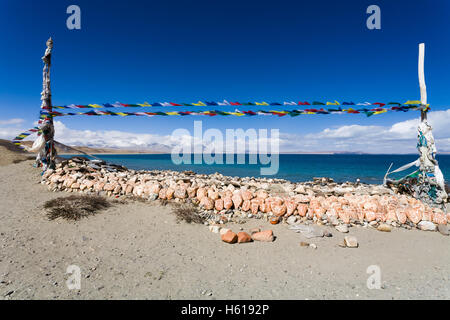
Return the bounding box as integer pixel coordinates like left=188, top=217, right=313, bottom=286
left=415, top=43, right=447, bottom=206
left=384, top=43, right=447, bottom=207
left=36, top=37, right=57, bottom=170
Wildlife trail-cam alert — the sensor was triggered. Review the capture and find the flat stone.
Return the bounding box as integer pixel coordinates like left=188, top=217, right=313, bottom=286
left=221, top=230, right=238, bottom=244
left=437, top=224, right=449, bottom=236
left=335, top=225, right=348, bottom=233
left=344, top=236, right=358, bottom=248
left=286, top=215, right=297, bottom=225
left=377, top=223, right=392, bottom=232
left=251, top=230, right=274, bottom=242
left=219, top=228, right=231, bottom=236
left=237, top=232, right=252, bottom=243
left=289, top=224, right=324, bottom=238
left=418, top=221, right=437, bottom=231
left=209, top=226, right=221, bottom=233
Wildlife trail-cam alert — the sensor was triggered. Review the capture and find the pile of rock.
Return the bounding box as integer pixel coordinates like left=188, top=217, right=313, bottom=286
left=41, top=157, right=450, bottom=231
left=214, top=227, right=274, bottom=244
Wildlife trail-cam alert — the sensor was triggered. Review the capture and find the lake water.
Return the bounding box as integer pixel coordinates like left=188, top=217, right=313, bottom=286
left=61, top=153, right=450, bottom=185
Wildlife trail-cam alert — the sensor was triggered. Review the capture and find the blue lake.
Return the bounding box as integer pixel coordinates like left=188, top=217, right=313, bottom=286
left=62, top=153, right=450, bottom=185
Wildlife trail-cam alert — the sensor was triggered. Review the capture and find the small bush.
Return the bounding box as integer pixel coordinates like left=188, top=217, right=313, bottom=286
left=43, top=195, right=111, bottom=221
left=171, top=203, right=204, bottom=224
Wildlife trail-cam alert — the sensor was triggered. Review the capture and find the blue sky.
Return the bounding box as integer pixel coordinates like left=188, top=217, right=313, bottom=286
left=1, top=0, right=450, bottom=153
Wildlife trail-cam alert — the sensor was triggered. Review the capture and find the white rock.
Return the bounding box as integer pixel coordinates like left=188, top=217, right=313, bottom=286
left=335, top=225, right=349, bottom=233
left=344, top=236, right=358, bottom=248
left=219, top=228, right=231, bottom=236
left=209, top=226, right=221, bottom=233
left=418, top=221, right=437, bottom=231
left=287, top=215, right=297, bottom=225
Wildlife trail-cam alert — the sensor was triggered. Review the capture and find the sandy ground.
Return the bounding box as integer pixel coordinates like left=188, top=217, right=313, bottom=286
left=0, top=158, right=449, bottom=300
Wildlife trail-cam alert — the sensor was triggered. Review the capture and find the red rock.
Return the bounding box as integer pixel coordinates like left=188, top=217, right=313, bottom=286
left=422, top=208, right=433, bottom=221
left=71, top=182, right=80, bottom=189
left=314, top=206, right=326, bottom=219
left=339, top=210, right=350, bottom=224
left=406, top=206, right=422, bottom=224
left=375, top=211, right=387, bottom=222
left=223, top=197, right=233, bottom=210
left=150, top=183, right=161, bottom=195
left=94, top=182, right=105, bottom=192
left=187, top=187, right=198, bottom=198
left=222, top=190, right=233, bottom=198
left=237, top=232, right=252, bottom=243
left=214, top=199, right=224, bottom=211
left=208, top=189, right=219, bottom=200
left=196, top=187, right=207, bottom=200
left=200, top=197, right=214, bottom=210
left=166, top=188, right=175, bottom=200
left=251, top=230, right=274, bottom=242
left=158, top=188, right=167, bottom=199
left=433, top=212, right=447, bottom=225
left=242, top=199, right=251, bottom=212
left=259, top=202, right=269, bottom=213
left=271, top=197, right=283, bottom=206
left=386, top=209, right=397, bottom=222
left=250, top=228, right=260, bottom=234
left=65, top=178, right=76, bottom=188
left=241, top=190, right=253, bottom=201
left=133, top=185, right=144, bottom=197
left=294, top=194, right=310, bottom=203
left=84, top=180, right=94, bottom=189
left=221, top=230, right=238, bottom=244
left=255, top=190, right=268, bottom=199
left=364, top=211, right=376, bottom=222
left=125, top=184, right=134, bottom=195
left=103, top=183, right=115, bottom=191
left=112, top=185, right=120, bottom=194
left=250, top=199, right=260, bottom=214
left=396, top=208, right=407, bottom=224
left=285, top=200, right=297, bottom=216
left=271, top=203, right=287, bottom=217
left=269, top=216, right=279, bottom=224
left=174, top=186, right=187, bottom=199
left=232, top=194, right=243, bottom=209
left=297, top=204, right=308, bottom=216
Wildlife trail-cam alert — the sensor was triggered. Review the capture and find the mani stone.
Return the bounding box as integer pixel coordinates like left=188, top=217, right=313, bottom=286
left=344, top=236, right=358, bottom=248
left=418, top=221, right=437, bottom=231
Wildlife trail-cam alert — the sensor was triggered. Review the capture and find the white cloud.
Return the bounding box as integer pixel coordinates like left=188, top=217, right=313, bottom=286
left=2, top=111, right=450, bottom=154
left=298, top=110, right=450, bottom=153
left=0, top=118, right=25, bottom=126
left=0, top=118, right=27, bottom=140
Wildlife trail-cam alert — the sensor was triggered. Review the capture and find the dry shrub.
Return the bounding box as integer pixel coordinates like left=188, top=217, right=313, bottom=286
left=43, top=195, right=111, bottom=221
left=171, top=203, right=204, bottom=224
left=159, top=199, right=169, bottom=206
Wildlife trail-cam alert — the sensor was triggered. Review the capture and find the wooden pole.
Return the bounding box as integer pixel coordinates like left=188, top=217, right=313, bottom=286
left=38, top=37, right=56, bottom=170
left=418, top=43, right=427, bottom=121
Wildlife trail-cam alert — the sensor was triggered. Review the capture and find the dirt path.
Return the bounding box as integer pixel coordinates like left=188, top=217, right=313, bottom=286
left=0, top=160, right=449, bottom=299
